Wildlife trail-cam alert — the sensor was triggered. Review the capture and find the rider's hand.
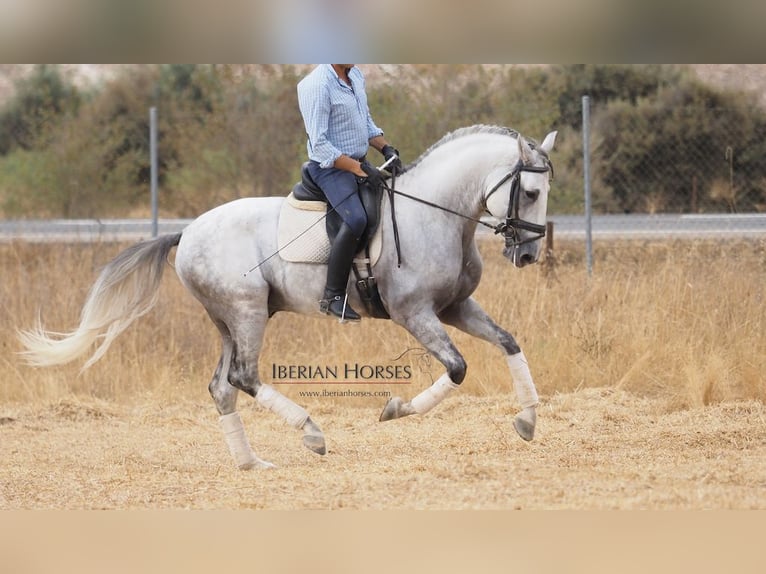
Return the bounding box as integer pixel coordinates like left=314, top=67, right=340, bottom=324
left=360, top=162, right=385, bottom=190
left=381, top=145, right=402, bottom=175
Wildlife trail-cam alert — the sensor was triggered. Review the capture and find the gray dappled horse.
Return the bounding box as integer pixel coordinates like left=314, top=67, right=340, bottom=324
left=20, top=125, right=557, bottom=469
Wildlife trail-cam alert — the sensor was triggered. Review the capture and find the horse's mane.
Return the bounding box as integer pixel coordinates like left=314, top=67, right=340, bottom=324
left=403, top=124, right=520, bottom=173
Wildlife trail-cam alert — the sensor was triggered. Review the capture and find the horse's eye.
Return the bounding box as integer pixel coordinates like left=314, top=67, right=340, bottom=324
left=525, top=189, right=540, bottom=202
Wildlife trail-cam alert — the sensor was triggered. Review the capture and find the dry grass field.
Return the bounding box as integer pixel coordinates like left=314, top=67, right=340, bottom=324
left=1, top=237, right=765, bottom=509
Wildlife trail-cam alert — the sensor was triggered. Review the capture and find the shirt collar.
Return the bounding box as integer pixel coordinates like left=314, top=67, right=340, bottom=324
left=326, top=64, right=354, bottom=89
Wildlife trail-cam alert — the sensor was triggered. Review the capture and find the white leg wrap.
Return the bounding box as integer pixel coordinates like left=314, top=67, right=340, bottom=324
left=219, top=412, right=274, bottom=470
left=256, top=384, right=309, bottom=429
left=507, top=351, right=539, bottom=409
left=410, top=373, right=459, bottom=415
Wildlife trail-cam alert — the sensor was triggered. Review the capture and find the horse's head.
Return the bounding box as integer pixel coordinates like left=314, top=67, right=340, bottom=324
left=484, top=130, right=557, bottom=268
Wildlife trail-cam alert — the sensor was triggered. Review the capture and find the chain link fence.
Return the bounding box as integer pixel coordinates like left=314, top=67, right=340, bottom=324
left=585, top=102, right=766, bottom=216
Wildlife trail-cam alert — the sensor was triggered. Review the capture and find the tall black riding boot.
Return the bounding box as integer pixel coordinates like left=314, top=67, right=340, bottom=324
left=320, top=222, right=362, bottom=321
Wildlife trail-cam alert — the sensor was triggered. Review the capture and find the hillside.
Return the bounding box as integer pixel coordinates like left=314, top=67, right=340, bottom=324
left=690, top=64, right=766, bottom=105
left=2, top=65, right=766, bottom=107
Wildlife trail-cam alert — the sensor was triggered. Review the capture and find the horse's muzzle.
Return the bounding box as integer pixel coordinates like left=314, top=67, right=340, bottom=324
left=504, top=239, right=540, bottom=267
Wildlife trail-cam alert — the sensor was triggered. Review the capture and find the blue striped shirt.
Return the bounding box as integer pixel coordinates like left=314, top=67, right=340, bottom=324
left=297, top=65, right=384, bottom=168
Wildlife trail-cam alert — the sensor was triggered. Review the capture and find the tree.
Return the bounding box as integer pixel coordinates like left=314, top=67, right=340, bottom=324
left=0, top=65, right=81, bottom=154
left=553, top=65, right=683, bottom=130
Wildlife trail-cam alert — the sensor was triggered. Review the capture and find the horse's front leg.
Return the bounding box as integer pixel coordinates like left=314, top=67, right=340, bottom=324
left=440, top=297, right=538, bottom=441
left=379, top=312, right=465, bottom=421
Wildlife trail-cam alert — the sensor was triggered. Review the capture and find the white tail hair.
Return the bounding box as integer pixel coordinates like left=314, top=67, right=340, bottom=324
left=18, top=233, right=182, bottom=371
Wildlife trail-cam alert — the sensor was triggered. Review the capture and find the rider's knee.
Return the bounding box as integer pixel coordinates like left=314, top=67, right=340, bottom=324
left=343, top=214, right=367, bottom=240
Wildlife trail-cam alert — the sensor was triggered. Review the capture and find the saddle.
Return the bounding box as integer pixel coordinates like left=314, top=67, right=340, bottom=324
left=291, top=163, right=383, bottom=248
left=278, top=163, right=389, bottom=318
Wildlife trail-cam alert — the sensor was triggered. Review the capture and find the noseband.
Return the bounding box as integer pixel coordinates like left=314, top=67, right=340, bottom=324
left=485, top=159, right=552, bottom=247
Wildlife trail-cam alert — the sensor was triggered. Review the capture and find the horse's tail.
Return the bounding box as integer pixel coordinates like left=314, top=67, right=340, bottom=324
left=18, top=233, right=183, bottom=371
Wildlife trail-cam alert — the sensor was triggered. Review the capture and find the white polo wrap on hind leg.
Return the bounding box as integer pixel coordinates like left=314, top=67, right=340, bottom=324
left=256, top=384, right=309, bottom=429
left=507, top=351, right=539, bottom=409
left=411, top=373, right=459, bottom=415
left=219, top=412, right=274, bottom=470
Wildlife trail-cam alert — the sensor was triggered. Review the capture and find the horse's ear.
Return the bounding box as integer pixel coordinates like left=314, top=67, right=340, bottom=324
left=540, top=131, right=558, bottom=154
left=518, top=136, right=533, bottom=163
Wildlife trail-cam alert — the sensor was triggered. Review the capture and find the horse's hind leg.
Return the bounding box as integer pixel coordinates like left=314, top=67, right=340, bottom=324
left=254, top=385, right=327, bottom=455
left=440, top=297, right=538, bottom=441
left=208, top=319, right=276, bottom=469
left=224, top=307, right=327, bottom=459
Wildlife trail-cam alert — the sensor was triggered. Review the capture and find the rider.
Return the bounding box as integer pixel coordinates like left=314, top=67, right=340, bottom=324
left=297, top=64, right=402, bottom=322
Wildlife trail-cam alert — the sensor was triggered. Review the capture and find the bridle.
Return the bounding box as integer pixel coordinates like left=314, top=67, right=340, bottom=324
left=484, top=159, right=553, bottom=247
left=380, top=153, right=553, bottom=266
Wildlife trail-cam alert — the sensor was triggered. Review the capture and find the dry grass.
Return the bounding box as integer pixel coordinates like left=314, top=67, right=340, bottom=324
left=1, top=238, right=765, bottom=509
left=2, top=238, right=764, bottom=406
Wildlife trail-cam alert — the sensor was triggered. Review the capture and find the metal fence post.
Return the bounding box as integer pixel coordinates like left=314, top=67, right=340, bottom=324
left=543, top=220, right=557, bottom=283
left=582, top=95, right=593, bottom=277
left=150, top=107, right=159, bottom=238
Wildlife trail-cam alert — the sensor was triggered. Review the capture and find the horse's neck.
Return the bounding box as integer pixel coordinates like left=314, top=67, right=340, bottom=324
left=404, top=137, right=516, bottom=216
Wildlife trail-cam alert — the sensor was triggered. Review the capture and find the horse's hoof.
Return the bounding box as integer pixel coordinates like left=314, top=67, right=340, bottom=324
left=240, top=457, right=277, bottom=470
left=302, top=418, right=327, bottom=455
left=303, top=433, right=327, bottom=455
left=379, top=397, right=412, bottom=422
left=513, top=408, right=536, bottom=442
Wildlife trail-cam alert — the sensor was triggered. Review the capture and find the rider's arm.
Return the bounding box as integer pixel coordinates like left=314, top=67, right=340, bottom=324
left=368, top=135, right=391, bottom=154
left=333, top=155, right=367, bottom=178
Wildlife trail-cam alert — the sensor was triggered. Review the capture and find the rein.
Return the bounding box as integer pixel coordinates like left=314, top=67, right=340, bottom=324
left=382, top=169, right=494, bottom=267
left=384, top=183, right=495, bottom=231
left=383, top=158, right=553, bottom=261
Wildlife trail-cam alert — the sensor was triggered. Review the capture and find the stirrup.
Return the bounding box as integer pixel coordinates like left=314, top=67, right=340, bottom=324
left=319, top=294, right=361, bottom=322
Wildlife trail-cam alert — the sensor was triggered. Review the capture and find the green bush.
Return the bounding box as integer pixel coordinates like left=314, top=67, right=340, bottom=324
left=0, top=149, right=59, bottom=215
left=595, top=78, right=766, bottom=213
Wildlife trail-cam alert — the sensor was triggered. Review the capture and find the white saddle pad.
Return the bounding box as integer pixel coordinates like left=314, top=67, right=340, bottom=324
left=277, top=192, right=384, bottom=266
